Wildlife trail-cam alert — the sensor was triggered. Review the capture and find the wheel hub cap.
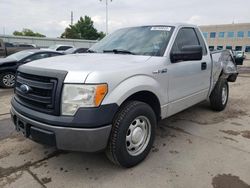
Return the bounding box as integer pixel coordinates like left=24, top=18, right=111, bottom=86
left=126, top=116, right=151, bottom=156
left=3, top=74, right=15, bottom=87
left=222, top=86, right=228, bottom=105
left=131, top=127, right=144, bottom=144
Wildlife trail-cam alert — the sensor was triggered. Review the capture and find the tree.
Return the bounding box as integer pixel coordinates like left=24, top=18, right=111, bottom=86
left=61, top=16, right=105, bottom=40
left=13, top=29, right=46, bottom=37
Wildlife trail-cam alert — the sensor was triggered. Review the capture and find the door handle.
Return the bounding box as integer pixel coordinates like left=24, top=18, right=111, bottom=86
left=152, top=68, right=168, bottom=74
left=201, top=62, right=207, bottom=70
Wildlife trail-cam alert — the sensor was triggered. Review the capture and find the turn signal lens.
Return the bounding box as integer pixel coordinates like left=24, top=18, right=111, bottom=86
left=95, top=84, right=108, bottom=106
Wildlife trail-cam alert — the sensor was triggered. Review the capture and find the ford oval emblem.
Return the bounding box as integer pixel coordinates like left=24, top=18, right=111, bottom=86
left=20, top=84, right=31, bottom=94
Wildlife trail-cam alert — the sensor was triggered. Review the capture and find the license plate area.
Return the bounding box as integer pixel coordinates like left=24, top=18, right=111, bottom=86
left=15, top=118, right=30, bottom=137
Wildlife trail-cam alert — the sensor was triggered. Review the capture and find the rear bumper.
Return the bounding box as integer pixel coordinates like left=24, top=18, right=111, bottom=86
left=11, top=107, right=112, bottom=152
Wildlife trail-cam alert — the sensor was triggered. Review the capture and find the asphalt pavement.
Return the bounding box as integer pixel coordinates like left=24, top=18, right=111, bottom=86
left=0, top=63, right=250, bottom=188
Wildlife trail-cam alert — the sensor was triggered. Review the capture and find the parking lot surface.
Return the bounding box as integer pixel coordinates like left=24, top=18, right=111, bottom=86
left=0, top=61, right=250, bottom=188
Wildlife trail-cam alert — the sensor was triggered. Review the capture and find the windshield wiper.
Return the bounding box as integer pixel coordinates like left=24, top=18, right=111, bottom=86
left=103, top=49, right=135, bottom=55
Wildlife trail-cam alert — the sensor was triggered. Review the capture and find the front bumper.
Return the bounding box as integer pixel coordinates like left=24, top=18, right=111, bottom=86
left=11, top=97, right=118, bottom=128
left=10, top=107, right=112, bottom=152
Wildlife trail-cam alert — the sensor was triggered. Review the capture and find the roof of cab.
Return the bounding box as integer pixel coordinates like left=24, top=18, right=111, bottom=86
left=126, top=23, right=199, bottom=29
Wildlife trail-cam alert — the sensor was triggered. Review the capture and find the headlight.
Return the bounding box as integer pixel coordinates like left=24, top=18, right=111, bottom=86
left=61, top=84, right=108, bottom=116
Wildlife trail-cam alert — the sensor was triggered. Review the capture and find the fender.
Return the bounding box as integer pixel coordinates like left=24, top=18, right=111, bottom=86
left=102, top=75, right=165, bottom=107
left=0, top=62, right=18, bottom=72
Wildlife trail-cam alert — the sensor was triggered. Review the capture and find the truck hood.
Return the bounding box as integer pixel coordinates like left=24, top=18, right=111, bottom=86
left=21, top=53, right=151, bottom=82
left=23, top=53, right=151, bottom=71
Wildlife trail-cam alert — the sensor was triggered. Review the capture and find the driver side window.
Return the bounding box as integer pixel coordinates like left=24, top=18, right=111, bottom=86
left=172, top=28, right=200, bottom=53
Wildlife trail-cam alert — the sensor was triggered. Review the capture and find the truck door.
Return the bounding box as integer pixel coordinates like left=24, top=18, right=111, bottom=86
left=167, top=27, right=211, bottom=116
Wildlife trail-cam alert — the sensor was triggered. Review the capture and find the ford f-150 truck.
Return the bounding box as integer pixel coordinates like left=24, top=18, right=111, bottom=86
left=10, top=23, right=238, bottom=167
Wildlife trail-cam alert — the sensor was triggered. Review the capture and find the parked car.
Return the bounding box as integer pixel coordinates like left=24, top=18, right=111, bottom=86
left=0, top=49, right=63, bottom=88
left=0, top=39, right=36, bottom=57
left=64, top=47, right=88, bottom=54
left=11, top=24, right=238, bottom=167
left=48, top=44, right=74, bottom=52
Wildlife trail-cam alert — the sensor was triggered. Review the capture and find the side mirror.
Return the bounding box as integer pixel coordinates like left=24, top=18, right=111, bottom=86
left=23, top=58, right=32, bottom=63
left=170, top=45, right=203, bottom=63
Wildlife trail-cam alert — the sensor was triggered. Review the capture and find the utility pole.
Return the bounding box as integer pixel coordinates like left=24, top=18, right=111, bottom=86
left=71, top=11, right=74, bottom=25
left=3, top=27, right=5, bottom=35
left=100, top=0, right=112, bottom=35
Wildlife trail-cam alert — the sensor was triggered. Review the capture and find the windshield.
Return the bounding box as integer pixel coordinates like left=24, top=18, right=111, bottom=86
left=7, top=50, right=34, bottom=61
left=90, top=26, right=174, bottom=56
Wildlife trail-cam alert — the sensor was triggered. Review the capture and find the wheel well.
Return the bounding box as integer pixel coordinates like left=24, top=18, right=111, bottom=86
left=123, top=91, right=161, bottom=121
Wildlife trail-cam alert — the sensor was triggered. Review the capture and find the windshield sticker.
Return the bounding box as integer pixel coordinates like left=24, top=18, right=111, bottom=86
left=151, top=27, right=171, bottom=31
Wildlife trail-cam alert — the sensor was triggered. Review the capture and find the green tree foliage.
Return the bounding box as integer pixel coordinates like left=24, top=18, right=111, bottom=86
left=13, top=29, right=46, bottom=37
left=61, top=16, right=105, bottom=40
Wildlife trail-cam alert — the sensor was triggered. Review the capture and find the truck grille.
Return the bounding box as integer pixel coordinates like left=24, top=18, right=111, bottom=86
left=15, top=72, right=59, bottom=115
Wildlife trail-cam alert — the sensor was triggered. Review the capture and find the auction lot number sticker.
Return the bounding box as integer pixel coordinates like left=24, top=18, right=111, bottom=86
left=151, top=27, right=171, bottom=31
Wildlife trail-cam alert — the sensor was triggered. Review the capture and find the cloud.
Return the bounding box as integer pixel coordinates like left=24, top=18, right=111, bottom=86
left=92, top=16, right=105, bottom=25
left=1, top=0, right=250, bottom=37
left=58, top=20, right=70, bottom=28
left=187, top=15, right=202, bottom=24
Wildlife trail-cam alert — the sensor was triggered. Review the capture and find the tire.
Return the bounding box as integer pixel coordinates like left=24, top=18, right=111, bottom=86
left=0, top=72, right=16, bottom=88
left=209, top=77, right=229, bottom=111
left=106, top=101, right=156, bottom=168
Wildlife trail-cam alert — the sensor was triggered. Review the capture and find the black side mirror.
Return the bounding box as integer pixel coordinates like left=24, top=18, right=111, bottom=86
left=22, top=58, right=32, bottom=63
left=170, top=45, right=203, bottom=63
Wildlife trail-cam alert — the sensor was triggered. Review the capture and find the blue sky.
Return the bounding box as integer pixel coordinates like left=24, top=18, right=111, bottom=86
left=1, top=0, right=250, bottom=37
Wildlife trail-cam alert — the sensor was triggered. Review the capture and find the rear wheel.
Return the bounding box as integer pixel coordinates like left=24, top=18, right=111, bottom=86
left=106, top=101, right=156, bottom=168
left=209, top=77, right=229, bottom=111
left=0, top=72, right=16, bottom=88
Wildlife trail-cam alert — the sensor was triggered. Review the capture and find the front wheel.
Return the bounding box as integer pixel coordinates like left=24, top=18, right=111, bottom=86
left=0, top=72, right=16, bottom=88
left=106, top=101, right=156, bottom=168
left=209, top=77, right=229, bottom=111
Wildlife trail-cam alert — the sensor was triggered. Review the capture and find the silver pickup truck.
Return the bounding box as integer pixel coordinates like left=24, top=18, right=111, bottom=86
left=10, top=23, right=238, bottom=167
